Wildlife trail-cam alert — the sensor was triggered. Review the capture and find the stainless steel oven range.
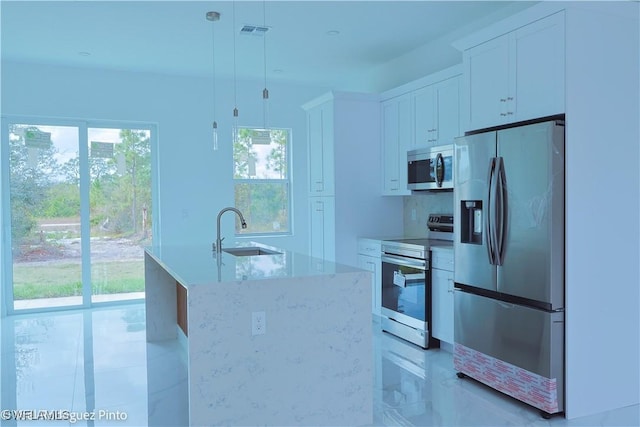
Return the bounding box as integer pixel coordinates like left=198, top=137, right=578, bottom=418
left=381, top=214, right=453, bottom=349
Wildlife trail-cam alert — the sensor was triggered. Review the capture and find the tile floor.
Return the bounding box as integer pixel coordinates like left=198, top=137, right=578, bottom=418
left=0, top=304, right=638, bottom=426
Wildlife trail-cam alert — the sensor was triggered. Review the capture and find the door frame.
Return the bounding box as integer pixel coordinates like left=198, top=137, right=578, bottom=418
left=1, top=115, right=159, bottom=316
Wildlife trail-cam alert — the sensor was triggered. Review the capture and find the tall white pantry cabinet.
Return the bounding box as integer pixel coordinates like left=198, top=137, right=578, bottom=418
left=453, top=2, right=639, bottom=419
left=303, top=92, right=402, bottom=269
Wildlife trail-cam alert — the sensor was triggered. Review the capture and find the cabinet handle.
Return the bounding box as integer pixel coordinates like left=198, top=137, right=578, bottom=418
left=499, top=98, right=507, bottom=103
left=507, top=97, right=514, bottom=101
left=500, top=113, right=507, bottom=116
left=447, top=278, right=455, bottom=293
left=507, top=112, right=514, bottom=115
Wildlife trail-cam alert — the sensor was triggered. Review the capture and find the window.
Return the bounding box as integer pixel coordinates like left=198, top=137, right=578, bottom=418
left=233, top=128, right=290, bottom=235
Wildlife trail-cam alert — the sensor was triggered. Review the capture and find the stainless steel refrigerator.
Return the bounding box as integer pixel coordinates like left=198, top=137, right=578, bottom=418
left=453, top=119, right=565, bottom=417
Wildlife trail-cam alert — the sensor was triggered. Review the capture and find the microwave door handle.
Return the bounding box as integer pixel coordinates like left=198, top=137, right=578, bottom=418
left=435, top=152, right=444, bottom=187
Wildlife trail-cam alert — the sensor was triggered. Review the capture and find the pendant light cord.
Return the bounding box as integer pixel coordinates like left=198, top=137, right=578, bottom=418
left=211, top=16, right=217, bottom=126
left=263, top=0, right=267, bottom=92
left=262, top=0, right=269, bottom=130
left=233, top=1, right=238, bottom=116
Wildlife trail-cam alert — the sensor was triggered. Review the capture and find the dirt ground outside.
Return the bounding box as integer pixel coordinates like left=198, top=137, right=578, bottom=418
left=15, top=236, right=147, bottom=266
left=14, top=216, right=149, bottom=265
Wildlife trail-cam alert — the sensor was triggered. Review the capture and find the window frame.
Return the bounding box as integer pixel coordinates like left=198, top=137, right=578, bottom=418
left=232, top=126, right=292, bottom=237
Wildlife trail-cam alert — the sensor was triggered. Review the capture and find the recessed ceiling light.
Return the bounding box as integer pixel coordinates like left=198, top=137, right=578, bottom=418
left=78, top=51, right=91, bottom=57
left=326, top=30, right=340, bottom=36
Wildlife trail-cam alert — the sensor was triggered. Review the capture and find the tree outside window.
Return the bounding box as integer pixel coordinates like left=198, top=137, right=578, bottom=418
left=233, top=128, right=290, bottom=235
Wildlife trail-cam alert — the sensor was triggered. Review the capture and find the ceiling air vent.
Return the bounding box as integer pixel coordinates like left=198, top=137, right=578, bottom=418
left=240, top=25, right=270, bottom=36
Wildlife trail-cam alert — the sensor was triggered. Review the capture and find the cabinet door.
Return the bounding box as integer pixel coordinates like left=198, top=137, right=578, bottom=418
left=432, top=268, right=454, bottom=344
left=308, top=102, right=334, bottom=196
left=413, top=85, right=436, bottom=148
left=512, top=12, right=565, bottom=121
left=465, top=34, right=511, bottom=130
left=435, top=77, right=460, bottom=145
left=358, top=253, right=381, bottom=316
left=309, top=197, right=335, bottom=262
left=381, top=96, right=411, bottom=195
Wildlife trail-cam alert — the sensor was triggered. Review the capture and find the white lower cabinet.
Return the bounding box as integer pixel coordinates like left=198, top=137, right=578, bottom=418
left=357, top=238, right=382, bottom=317
left=431, top=248, right=454, bottom=345
left=309, top=197, right=335, bottom=263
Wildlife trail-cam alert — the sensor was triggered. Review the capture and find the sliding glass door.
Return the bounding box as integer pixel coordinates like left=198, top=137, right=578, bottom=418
left=88, top=127, right=151, bottom=304
left=1, top=118, right=155, bottom=313
left=6, top=123, right=83, bottom=310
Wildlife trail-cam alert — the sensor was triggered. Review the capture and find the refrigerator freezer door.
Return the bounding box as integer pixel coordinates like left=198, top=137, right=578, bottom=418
left=454, top=290, right=565, bottom=412
left=454, top=131, right=497, bottom=291
left=496, top=121, right=565, bottom=309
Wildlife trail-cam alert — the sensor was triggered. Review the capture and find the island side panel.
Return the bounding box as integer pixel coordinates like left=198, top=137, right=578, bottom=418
left=187, top=270, right=373, bottom=427
left=145, top=251, right=178, bottom=341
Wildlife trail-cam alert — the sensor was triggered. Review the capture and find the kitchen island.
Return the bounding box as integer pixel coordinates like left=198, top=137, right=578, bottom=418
left=144, top=241, right=373, bottom=426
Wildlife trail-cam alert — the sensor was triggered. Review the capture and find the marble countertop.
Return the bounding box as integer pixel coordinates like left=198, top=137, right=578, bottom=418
left=360, top=235, right=454, bottom=251
left=145, top=241, right=361, bottom=286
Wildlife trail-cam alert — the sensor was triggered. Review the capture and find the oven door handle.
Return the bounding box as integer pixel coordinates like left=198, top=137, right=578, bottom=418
left=382, top=254, right=427, bottom=270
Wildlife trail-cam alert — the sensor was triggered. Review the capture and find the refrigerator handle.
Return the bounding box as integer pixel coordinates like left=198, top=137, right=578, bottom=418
left=485, top=157, right=497, bottom=265
left=495, top=157, right=507, bottom=265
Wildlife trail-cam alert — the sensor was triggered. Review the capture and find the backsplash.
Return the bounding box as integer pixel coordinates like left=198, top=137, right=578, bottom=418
left=403, top=192, right=454, bottom=237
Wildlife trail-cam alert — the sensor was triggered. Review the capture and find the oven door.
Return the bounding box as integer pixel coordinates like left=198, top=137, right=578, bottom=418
left=381, top=254, right=428, bottom=330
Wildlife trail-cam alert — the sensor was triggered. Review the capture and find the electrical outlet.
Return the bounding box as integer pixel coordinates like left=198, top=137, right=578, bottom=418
left=252, top=311, right=266, bottom=335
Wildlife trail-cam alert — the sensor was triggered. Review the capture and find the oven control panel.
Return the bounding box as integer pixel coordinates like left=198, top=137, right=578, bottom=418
left=427, top=214, right=454, bottom=232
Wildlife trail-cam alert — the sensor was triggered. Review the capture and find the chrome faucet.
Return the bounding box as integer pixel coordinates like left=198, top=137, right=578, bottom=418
left=213, top=207, right=247, bottom=253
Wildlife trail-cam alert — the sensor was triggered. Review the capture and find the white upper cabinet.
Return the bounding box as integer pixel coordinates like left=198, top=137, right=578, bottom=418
left=307, top=100, right=334, bottom=196
left=465, top=35, right=512, bottom=129
left=513, top=12, right=565, bottom=121
left=413, top=85, right=437, bottom=147
left=381, top=65, right=461, bottom=195
left=436, top=77, right=461, bottom=146
left=414, top=76, right=461, bottom=148
left=462, top=12, right=565, bottom=130
left=381, top=94, right=412, bottom=196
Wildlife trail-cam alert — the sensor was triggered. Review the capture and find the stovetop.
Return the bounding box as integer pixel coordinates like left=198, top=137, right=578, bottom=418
left=380, top=214, right=454, bottom=258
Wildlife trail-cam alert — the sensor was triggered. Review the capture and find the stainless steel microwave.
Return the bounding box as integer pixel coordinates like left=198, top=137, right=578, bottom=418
left=407, top=145, right=453, bottom=191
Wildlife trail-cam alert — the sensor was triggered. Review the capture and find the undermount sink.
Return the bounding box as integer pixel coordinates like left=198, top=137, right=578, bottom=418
left=222, top=247, right=282, bottom=257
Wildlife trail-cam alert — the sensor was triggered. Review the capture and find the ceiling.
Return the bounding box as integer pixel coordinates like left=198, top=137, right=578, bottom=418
left=1, top=1, right=537, bottom=91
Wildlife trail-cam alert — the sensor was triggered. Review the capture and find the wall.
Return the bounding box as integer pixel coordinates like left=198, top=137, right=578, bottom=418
left=1, top=61, right=332, bottom=255
left=403, top=192, right=454, bottom=237
left=564, top=2, right=640, bottom=419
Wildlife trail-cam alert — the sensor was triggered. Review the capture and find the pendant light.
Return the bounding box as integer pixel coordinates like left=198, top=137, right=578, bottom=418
left=262, top=0, right=270, bottom=131
left=232, top=1, right=239, bottom=145
left=206, top=11, right=220, bottom=150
